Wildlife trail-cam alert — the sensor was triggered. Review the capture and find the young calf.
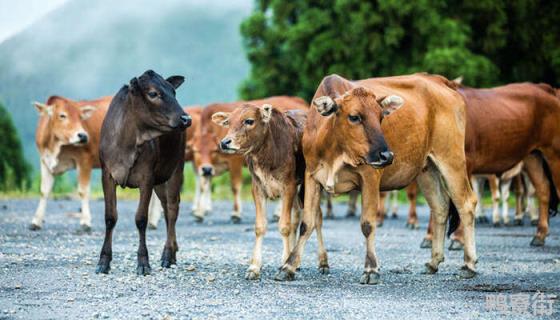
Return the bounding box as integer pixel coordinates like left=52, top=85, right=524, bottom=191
left=212, top=103, right=327, bottom=280
left=96, top=70, right=191, bottom=275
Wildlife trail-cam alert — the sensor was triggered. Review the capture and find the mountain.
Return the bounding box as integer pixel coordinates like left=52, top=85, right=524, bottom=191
left=0, top=0, right=252, bottom=166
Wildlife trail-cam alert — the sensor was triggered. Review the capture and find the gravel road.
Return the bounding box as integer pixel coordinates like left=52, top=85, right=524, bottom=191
left=1, top=199, right=559, bottom=319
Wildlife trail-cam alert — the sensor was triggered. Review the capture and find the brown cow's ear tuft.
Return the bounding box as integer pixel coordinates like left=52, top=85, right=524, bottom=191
left=166, top=76, right=185, bottom=89
left=260, top=104, right=273, bottom=123
left=80, top=105, right=97, bottom=120
left=212, top=112, right=230, bottom=127
left=33, top=102, right=53, bottom=116
left=312, top=96, right=338, bottom=116
left=378, top=95, right=404, bottom=117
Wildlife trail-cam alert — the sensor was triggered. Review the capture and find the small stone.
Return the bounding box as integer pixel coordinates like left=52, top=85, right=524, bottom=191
left=186, top=265, right=196, bottom=272
left=209, top=236, right=218, bottom=241
left=67, top=298, right=75, bottom=302
left=207, top=275, right=216, bottom=282
left=14, top=284, right=22, bottom=289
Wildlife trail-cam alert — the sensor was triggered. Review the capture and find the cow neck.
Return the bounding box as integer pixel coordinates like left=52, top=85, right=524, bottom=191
left=247, top=117, right=291, bottom=171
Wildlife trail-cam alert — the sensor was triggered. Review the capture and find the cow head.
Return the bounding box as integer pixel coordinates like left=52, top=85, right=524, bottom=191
left=34, top=98, right=97, bottom=146
left=212, top=103, right=273, bottom=155
left=191, top=130, right=221, bottom=177
left=127, top=70, right=191, bottom=133
left=312, top=87, right=403, bottom=168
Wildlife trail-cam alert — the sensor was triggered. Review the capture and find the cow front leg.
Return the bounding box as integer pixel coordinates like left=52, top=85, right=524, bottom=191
left=193, top=175, right=211, bottom=222
left=30, top=162, right=54, bottom=230
left=230, top=161, right=243, bottom=223
left=77, top=161, right=93, bottom=232
left=159, top=164, right=183, bottom=268
left=275, top=172, right=320, bottom=281
left=359, top=171, right=381, bottom=284
left=346, top=190, right=359, bottom=217
left=279, top=185, right=296, bottom=265
left=500, top=178, right=512, bottom=225
left=246, top=183, right=267, bottom=280
left=135, top=184, right=154, bottom=275
left=96, top=169, right=118, bottom=274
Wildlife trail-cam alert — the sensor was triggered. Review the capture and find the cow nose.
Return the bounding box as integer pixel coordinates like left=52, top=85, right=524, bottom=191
left=220, top=138, right=231, bottom=150
left=180, top=115, right=192, bottom=127
left=77, top=132, right=88, bottom=143
left=379, top=151, right=394, bottom=165
left=201, top=166, right=213, bottom=177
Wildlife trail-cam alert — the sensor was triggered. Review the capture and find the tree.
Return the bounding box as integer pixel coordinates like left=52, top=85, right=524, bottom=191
left=240, top=0, right=559, bottom=101
left=0, top=102, right=31, bottom=191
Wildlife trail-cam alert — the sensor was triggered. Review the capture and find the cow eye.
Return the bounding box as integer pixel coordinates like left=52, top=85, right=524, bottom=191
left=59, top=113, right=67, bottom=120
left=147, top=91, right=159, bottom=99
left=244, top=119, right=255, bottom=126
left=348, top=114, right=361, bottom=123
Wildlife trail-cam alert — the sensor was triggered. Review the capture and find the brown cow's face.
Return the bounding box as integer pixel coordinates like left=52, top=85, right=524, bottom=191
left=212, top=103, right=271, bottom=155
left=192, top=131, right=221, bottom=177
left=313, top=87, right=403, bottom=168
left=34, top=99, right=97, bottom=146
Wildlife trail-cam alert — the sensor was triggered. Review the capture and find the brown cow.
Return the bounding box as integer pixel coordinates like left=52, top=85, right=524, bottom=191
left=212, top=103, right=317, bottom=280
left=275, top=73, right=478, bottom=284
left=422, top=82, right=560, bottom=248
left=30, top=95, right=111, bottom=231
left=191, top=96, right=308, bottom=223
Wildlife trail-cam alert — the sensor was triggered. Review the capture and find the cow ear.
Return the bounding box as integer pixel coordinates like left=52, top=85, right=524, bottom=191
left=260, top=104, right=273, bottom=123
left=312, top=96, right=338, bottom=116
left=33, top=102, right=53, bottom=116
left=166, top=76, right=185, bottom=89
left=80, top=105, right=97, bottom=120
left=212, top=112, right=230, bottom=127
left=378, top=95, right=404, bottom=117
left=452, top=76, right=463, bottom=85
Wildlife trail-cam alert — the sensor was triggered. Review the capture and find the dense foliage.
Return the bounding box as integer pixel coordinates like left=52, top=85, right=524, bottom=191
left=0, top=102, right=31, bottom=191
left=240, top=0, right=560, bottom=100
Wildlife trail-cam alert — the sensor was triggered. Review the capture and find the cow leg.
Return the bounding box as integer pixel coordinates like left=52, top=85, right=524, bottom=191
left=524, top=154, right=550, bottom=246
left=488, top=176, right=500, bottom=226
left=193, top=175, right=211, bottom=222
left=323, top=193, right=333, bottom=219
left=513, top=175, right=525, bottom=225
left=437, top=160, right=478, bottom=277
left=523, top=173, right=539, bottom=224
left=95, top=169, right=118, bottom=274
left=275, top=172, right=320, bottom=281
left=406, top=182, right=419, bottom=228
left=160, top=164, right=183, bottom=268
left=377, top=192, right=387, bottom=227
left=315, top=202, right=329, bottom=274
left=272, top=199, right=282, bottom=223
left=500, top=178, right=512, bottom=225
left=359, top=172, right=381, bottom=285
left=289, top=194, right=302, bottom=252
left=471, top=177, right=483, bottom=222
left=279, top=184, right=296, bottom=265
left=191, top=171, right=201, bottom=212
left=147, top=191, right=163, bottom=230
left=135, top=183, right=154, bottom=276
left=230, top=160, right=243, bottom=224
left=30, top=162, right=54, bottom=230
left=246, top=183, right=267, bottom=280
left=76, top=161, right=93, bottom=231
left=416, top=162, right=449, bottom=274
left=420, top=212, right=433, bottom=249
left=346, top=190, right=359, bottom=217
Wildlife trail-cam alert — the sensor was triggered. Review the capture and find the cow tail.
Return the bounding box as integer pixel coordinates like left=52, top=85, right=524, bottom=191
left=447, top=201, right=460, bottom=237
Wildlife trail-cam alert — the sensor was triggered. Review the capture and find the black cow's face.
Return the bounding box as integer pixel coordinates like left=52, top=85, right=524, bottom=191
left=129, top=70, right=191, bottom=132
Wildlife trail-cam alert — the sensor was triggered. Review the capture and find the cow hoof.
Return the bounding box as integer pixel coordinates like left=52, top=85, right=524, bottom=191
left=148, top=223, right=157, bottom=230
left=530, top=237, right=545, bottom=247
left=420, top=239, right=432, bottom=249
left=270, top=215, right=280, bottom=223
left=406, top=223, right=419, bottom=230
left=391, top=213, right=398, bottom=219
left=80, top=224, right=92, bottom=233
left=194, top=216, right=204, bottom=223
left=318, top=265, right=330, bottom=275
left=29, top=223, right=42, bottom=231
left=513, top=219, right=523, bottom=226
left=231, top=216, right=242, bottom=224
left=448, top=240, right=464, bottom=251
left=325, top=215, right=335, bottom=220
left=377, top=222, right=383, bottom=228
left=422, top=263, right=438, bottom=275
left=359, top=271, right=380, bottom=285
left=458, top=266, right=476, bottom=279
left=274, top=268, right=295, bottom=281
left=346, top=211, right=356, bottom=218
left=95, top=263, right=111, bottom=274
left=245, top=270, right=260, bottom=280
left=492, top=222, right=501, bottom=227
left=136, top=264, right=152, bottom=276
left=530, top=219, right=538, bottom=226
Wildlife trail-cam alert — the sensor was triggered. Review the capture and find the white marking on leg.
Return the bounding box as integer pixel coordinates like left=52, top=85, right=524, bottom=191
left=32, top=162, right=54, bottom=227
left=148, top=191, right=163, bottom=228
left=500, top=179, right=512, bottom=224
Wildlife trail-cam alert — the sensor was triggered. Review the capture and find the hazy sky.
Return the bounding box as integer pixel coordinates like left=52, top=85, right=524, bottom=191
left=0, top=0, right=68, bottom=43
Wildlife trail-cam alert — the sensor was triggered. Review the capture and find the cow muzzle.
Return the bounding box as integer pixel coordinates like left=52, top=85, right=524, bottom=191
left=219, top=137, right=238, bottom=154
left=70, top=132, right=89, bottom=145
left=367, top=150, right=394, bottom=168
left=200, top=165, right=214, bottom=177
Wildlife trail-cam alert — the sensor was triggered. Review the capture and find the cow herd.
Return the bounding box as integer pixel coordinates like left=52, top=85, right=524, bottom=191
left=30, top=69, right=560, bottom=284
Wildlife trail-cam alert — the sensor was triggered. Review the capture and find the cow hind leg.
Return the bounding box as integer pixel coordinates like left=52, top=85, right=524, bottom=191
left=346, top=190, right=359, bottom=217
left=500, top=178, right=513, bottom=225
left=406, top=182, right=419, bottom=229
left=487, top=176, right=500, bottom=226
